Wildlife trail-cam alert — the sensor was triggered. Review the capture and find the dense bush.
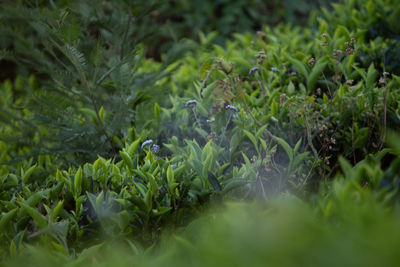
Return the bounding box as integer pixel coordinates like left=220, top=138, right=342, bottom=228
left=0, top=0, right=192, bottom=165
left=1, top=0, right=400, bottom=265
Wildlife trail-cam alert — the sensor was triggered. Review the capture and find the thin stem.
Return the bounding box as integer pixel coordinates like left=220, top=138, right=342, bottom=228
left=304, top=114, right=319, bottom=159
left=218, top=112, right=232, bottom=147
left=380, top=52, right=388, bottom=150
left=191, top=107, right=202, bottom=130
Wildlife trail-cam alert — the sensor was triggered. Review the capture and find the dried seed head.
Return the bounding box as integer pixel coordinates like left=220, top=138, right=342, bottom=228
left=333, top=74, right=341, bottom=83
left=319, top=125, right=328, bottom=131
left=346, top=48, right=354, bottom=55
left=280, top=94, right=286, bottom=105
left=308, top=58, right=315, bottom=67
left=257, top=31, right=266, bottom=38
left=207, top=132, right=217, bottom=141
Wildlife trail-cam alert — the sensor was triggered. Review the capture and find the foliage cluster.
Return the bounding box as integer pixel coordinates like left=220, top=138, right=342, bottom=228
left=1, top=0, right=400, bottom=265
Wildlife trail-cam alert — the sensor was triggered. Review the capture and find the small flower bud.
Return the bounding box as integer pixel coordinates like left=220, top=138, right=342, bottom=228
left=185, top=100, right=198, bottom=108
left=141, top=139, right=153, bottom=149
left=225, top=104, right=238, bottom=112
left=248, top=67, right=260, bottom=75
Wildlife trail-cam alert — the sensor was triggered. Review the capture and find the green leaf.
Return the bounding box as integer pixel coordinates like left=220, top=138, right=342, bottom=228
left=99, top=106, right=105, bottom=122
left=18, top=201, right=47, bottom=229
left=243, top=130, right=258, bottom=151
left=307, top=61, right=327, bottom=91
left=120, top=151, right=134, bottom=172
left=52, top=200, right=64, bottom=221
left=22, top=164, right=37, bottom=184
left=145, top=190, right=152, bottom=213
left=339, top=156, right=353, bottom=178
left=207, top=172, right=221, bottom=192
left=366, top=63, right=378, bottom=89
left=242, top=153, right=252, bottom=169
left=17, top=191, right=48, bottom=218
left=256, top=125, right=268, bottom=139
left=0, top=208, right=18, bottom=231
left=222, top=179, right=248, bottom=194
left=128, top=138, right=141, bottom=157
left=200, top=59, right=213, bottom=80
left=353, top=65, right=366, bottom=80
left=153, top=207, right=172, bottom=216
left=154, top=103, right=160, bottom=121
left=293, top=138, right=302, bottom=155
left=94, top=192, right=103, bottom=209
left=202, top=152, right=214, bottom=178
left=230, top=131, right=241, bottom=153
left=9, top=240, right=17, bottom=259
left=74, top=167, right=83, bottom=196
left=285, top=53, right=309, bottom=78
left=167, top=165, right=174, bottom=184
left=275, top=137, right=293, bottom=161
left=333, top=25, right=351, bottom=41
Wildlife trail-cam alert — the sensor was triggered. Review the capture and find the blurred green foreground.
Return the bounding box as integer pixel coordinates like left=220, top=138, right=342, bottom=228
left=6, top=191, right=400, bottom=267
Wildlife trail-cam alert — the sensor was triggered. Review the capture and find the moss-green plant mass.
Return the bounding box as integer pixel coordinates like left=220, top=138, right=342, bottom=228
left=1, top=0, right=400, bottom=265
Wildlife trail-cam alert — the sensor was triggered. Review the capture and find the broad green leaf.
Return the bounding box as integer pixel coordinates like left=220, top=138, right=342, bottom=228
left=18, top=201, right=47, bottom=229
left=339, top=156, right=353, bottom=178
left=17, top=190, right=48, bottom=218
left=10, top=240, right=17, bottom=259
left=222, top=179, right=248, bottom=194
left=353, top=65, right=366, bottom=80
left=256, top=124, right=268, bottom=139
left=74, top=167, right=83, bottom=196
left=22, top=164, right=37, bottom=184
left=52, top=200, right=64, bottom=221
left=307, top=62, right=327, bottom=91
left=243, top=130, right=258, bottom=151
left=275, top=137, right=293, bottom=161
left=230, top=131, right=241, bottom=153
left=207, top=172, right=221, bottom=192
left=285, top=53, right=309, bottom=78
left=0, top=208, right=18, bottom=231
left=366, top=63, right=378, bottom=89
left=153, top=206, right=172, bottom=216
left=120, top=151, right=134, bottom=172
left=167, top=165, right=174, bottom=184
left=294, top=138, right=302, bottom=155
left=145, top=190, right=152, bottom=212
left=333, top=25, right=351, bottom=40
